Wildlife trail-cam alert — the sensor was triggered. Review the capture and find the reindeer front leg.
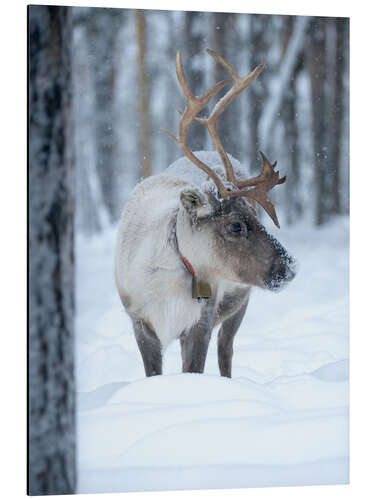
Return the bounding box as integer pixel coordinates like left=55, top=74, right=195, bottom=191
left=180, top=303, right=214, bottom=374
left=132, top=318, right=162, bottom=377
left=217, top=299, right=248, bottom=377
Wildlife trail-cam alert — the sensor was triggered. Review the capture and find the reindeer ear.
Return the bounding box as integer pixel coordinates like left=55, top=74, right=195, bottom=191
left=180, top=188, right=212, bottom=218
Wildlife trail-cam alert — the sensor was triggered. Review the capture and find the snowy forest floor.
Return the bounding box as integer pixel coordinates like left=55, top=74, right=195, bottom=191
left=75, top=216, right=349, bottom=494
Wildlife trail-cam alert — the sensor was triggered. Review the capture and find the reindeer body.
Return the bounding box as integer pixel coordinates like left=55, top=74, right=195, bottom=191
left=116, top=152, right=250, bottom=347
left=116, top=49, right=296, bottom=377
left=116, top=152, right=295, bottom=376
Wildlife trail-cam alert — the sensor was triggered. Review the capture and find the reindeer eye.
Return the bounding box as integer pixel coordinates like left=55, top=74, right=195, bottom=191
left=230, top=222, right=243, bottom=233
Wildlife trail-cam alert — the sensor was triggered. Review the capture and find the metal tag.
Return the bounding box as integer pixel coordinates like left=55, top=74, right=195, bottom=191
left=192, top=275, right=212, bottom=300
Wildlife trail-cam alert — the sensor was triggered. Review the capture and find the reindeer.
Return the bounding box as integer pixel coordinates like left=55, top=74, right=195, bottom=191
left=115, top=49, right=296, bottom=378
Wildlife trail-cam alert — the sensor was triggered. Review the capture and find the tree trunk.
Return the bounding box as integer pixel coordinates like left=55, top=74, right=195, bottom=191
left=259, top=16, right=309, bottom=149
left=211, top=12, right=240, bottom=157
left=308, top=18, right=332, bottom=226
left=72, top=19, right=111, bottom=235
left=332, top=18, right=349, bottom=215
left=136, top=9, right=152, bottom=179
left=282, top=17, right=302, bottom=224
left=28, top=5, right=76, bottom=495
left=247, top=14, right=270, bottom=173
left=183, top=11, right=206, bottom=151
left=86, top=8, right=122, bottom=221
left=284, top=69, right=302, bottom=224
left=163, top=11, right=181, bottom=169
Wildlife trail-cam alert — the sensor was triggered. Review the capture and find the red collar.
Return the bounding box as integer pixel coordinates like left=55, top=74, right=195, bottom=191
left=175, top=226, right=195, bottom=276
left=176, top=237, right=212, bottom=300
left=181, top=255, right=195, bottom=276
left=175, top=225, right=212, bottom=300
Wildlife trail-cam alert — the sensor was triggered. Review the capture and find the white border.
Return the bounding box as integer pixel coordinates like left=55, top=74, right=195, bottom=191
left=1, top=0, right=374, bottom=499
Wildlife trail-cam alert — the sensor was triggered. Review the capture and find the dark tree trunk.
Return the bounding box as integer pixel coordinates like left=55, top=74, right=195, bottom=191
left=308, top=18, right=332, bottom=226
left=332, top=18, right=349, bottom=215
left=284, top=69, right=302, bottom=224
left=183, top=11, right=206, bottom=151
left=248, top=14, right=270, bottom=173
left=136, top=9, right=152, bottom=179
left=282, top=17, right=302, bottom=224
left=86, top=8, right=122, bottom=220
left=308, top=16, right=348, bottom=226
left=28, top=5, right=76, bottom=495
left=72, top=16, right=111, bottom=235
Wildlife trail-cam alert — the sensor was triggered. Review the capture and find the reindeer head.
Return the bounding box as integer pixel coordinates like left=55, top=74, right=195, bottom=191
left=166, top=49, right=297, bottom=291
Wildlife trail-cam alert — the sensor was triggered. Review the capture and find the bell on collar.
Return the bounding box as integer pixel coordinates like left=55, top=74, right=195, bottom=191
left=192, top=275, right=212, bottom=300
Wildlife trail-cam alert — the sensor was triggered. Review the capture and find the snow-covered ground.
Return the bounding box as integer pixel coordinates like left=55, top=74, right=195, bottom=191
left=75, top=215, right=349, bottom=494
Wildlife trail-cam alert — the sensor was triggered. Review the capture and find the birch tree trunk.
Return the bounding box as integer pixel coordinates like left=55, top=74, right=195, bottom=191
left=28, top=5, right=76, bottom=495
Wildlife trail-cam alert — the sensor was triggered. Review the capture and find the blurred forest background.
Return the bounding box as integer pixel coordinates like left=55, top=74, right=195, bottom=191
left=73, top=7, right=349, bottom=233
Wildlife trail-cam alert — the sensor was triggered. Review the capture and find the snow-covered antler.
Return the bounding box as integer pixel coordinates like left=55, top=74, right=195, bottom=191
left=163, top=48, right=286, bottom=228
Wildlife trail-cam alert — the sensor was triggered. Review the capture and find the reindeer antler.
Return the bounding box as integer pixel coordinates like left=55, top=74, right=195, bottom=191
left=163, top=49, right=286, bottom=228
left=229, top=152, right=286, bottom=228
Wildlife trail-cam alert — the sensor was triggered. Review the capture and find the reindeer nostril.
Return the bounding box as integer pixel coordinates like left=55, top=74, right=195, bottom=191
left=264, top=254, right=297, bottom=292
left=273, top=259, right=287, bottom=279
